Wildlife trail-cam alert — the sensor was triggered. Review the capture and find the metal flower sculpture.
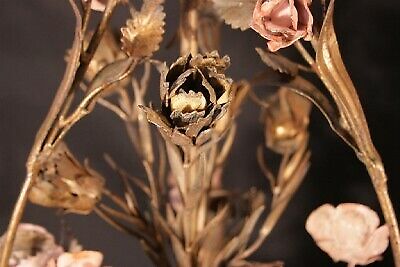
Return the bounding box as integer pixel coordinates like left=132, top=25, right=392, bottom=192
left=141, top=52, right=233, bottom=146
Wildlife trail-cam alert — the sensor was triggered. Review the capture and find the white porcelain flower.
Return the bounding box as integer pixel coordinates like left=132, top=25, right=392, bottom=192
left=306, top=203, right=389, bottom=266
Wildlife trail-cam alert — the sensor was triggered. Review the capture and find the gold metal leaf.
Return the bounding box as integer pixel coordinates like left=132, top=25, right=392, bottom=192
left=255, top=47, right=299, bottom=76
left=87, top=58, right=134, bottom=95
left=316, top=0, right=374, bottom=155
left=235, top=205, right=265, bottom=251
left=84, top=30, right=127, bottom=85
left=85, top=58, right=135, bottom=111
left=214, top=205, right=265, bottom=266
left=121, top=0, right=165, bottom=58
left=213, top=0, right=257, bottom=31
left=284, top=76, right=357, bottom=151
left=133, top=78, right=154, bottom=164
left=165, top=141, right=186, bottom=199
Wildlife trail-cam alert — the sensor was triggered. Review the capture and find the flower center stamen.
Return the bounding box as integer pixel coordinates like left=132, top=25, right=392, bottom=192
left=170, top=90, right=207, bottom=113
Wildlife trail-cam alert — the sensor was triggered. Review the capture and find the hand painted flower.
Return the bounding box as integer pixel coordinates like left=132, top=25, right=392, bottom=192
left=251, top=0, right=313, bottom=52
left=306, top=203, right=389, bottom=266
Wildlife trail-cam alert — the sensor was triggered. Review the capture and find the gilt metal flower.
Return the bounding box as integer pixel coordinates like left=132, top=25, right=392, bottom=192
left=141, top=51, right=233, bottom=146
left=264, top=87, right=311, bottom=154
left=28, top=143, right=104, bottom=215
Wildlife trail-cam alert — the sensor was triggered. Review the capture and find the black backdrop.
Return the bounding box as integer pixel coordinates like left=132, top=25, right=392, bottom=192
left=1, top=1, right=399, bottom=266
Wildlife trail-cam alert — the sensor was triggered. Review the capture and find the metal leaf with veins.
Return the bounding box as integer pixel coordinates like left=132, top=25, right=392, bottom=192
left=255, top=47, right=299, bottom=76
left=213, top=0, right=257, bottom=31
left=121, top=0, right=165, bottom=58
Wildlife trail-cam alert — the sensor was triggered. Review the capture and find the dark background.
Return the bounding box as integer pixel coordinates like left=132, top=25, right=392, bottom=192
left=1, top=0, right=400, bottom=266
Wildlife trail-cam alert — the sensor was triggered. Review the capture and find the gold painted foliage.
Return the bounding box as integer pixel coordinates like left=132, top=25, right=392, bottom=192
left=121, top=0, right=165, bottom=58
left=212, top=0, right=256, bottom=31
left=85, top=30, right=126, bottom=83
left=29, top=143, right=104, bottom=215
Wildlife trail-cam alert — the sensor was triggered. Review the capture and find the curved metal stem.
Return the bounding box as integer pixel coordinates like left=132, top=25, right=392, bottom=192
left=295, top=39, right=400, bottom=266
left=0, top=1, right=121, bottom=266
left=0, top=173, right=34, bottom=267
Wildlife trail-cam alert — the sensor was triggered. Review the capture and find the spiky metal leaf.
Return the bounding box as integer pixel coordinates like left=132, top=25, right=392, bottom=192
left=255, top=47, right=299, bottom=76
left=121, top=0, right=165, bottom=58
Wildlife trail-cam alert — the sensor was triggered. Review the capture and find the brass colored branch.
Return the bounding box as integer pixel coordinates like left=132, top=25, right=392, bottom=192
left=0, top=1, right=82, bottom=266
left=366, top=160, right=400, bottom=266
left=0, top=173, right=35, bottom=267
left=45, top=0, right=120, bottom=146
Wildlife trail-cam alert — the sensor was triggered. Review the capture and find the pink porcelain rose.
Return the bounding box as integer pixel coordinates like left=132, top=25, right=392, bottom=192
left=306, top=203, right=389, bottom=266
left=251, top=0, right=313, bottom=51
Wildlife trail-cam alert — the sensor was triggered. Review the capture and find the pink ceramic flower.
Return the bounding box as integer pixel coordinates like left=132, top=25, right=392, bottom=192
left=306, top=203, right=389, bottom=266
left=251, top=0, right=313, bottom=51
